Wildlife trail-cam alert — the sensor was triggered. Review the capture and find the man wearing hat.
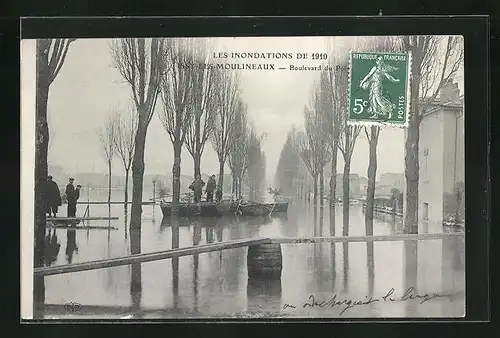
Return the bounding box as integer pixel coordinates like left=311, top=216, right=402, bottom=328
left=205, top=174, right=217, bottom=202
left=65, top=178, right=77, bottom=217
left=44, top=175, right=62, bottom=217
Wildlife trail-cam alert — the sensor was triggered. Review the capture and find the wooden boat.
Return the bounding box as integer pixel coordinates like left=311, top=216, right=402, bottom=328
left=160, top=201, right=240, bottom=217
left=238, top=203, right=273, bottom=216
left=262, top=202, right=289, bottom=213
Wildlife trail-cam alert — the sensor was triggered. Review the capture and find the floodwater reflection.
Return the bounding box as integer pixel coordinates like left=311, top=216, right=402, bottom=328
left=40, top=199, right=465, bottom=318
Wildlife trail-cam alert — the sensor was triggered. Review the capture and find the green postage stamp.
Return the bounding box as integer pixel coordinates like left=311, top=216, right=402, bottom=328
left=348, top=51, right=411, bottom=127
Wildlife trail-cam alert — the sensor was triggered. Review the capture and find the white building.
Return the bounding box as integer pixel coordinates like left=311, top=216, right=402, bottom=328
left=404, top=80, right=464, bottom=227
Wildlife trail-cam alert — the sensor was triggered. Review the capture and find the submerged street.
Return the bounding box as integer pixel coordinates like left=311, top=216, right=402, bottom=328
left=38, top=195, right=465, bottom=319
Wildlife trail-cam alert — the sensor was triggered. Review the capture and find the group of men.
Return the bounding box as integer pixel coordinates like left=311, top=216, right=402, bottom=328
left=189, top=174, right=222, bottom=203
left=44, top=176, right=81, bottom=218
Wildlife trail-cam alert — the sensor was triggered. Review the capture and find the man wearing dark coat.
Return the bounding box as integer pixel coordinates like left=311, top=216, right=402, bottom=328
left=189, top=175, right=205, bottom=203
left=205, top=175, right=217, bottom=202
left=45, top=175, right=62, bottom=217
left=65, top=178, right=77, bottom=217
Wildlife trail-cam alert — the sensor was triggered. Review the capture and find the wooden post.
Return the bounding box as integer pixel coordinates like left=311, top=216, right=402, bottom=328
left=247, top=243, right=282, bottom=280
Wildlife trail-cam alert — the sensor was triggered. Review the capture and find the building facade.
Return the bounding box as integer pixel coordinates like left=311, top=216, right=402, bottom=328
left=404, top=80, right=464, bottom=226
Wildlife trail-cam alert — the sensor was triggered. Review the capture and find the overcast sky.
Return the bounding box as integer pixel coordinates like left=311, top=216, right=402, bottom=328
left=22, top=36, right=464, bottom=182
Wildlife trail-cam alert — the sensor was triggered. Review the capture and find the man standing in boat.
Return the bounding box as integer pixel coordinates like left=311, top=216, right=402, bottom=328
left=189, top=175, right=205, bottom=203
left=45, top=175, right=62, bottom=218
left=205, top=174, right=217, bottom=202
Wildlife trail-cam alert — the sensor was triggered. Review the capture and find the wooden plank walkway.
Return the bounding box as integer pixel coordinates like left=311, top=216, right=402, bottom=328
left=47, top=217, right=119, bottom=221
left=33, top=233, right=464, bottom=277
left=77, top=201, right=155, bottom=205
left=47, top=225, right=119, bottom=230
left=34, top=237, right=272, bottom=277
left=271, top=232, right=464, bottom=244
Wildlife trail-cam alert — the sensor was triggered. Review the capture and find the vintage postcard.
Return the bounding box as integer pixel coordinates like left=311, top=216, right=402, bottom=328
left=21, top=34, right=465, bottom=320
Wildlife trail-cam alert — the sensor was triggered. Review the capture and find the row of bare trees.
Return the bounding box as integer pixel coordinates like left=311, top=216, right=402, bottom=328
left=275, top=35, right=463, bottom=235
left=110, top=38, right=263, bottom=225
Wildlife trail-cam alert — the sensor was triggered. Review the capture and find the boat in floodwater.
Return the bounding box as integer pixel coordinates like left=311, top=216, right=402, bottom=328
left=160, top=200, right=288, bottom=218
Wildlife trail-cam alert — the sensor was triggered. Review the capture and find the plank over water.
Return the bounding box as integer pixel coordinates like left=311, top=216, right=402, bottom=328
left=47, top=224, right=119, bottom=230
left=34, top=237, right=272, bottom=277
left=47, top=216, right=119, bottom=221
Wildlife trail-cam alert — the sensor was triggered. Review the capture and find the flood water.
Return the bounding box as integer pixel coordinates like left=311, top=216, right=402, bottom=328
left=38, top=191, right=465, bottom=319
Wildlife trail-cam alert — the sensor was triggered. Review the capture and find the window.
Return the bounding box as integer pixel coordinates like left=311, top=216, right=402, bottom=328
left=422, top=148, right=430, bottom=183
left=423, top=202, right=429, bottom=220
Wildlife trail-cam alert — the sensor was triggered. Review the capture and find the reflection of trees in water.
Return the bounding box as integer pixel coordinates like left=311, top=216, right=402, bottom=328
left=279, top=210, right=299, bottom=238
left=331, top=242, right=337, bottom=292
left=246, top=278, right=282, bottom=314
left=441, top=236, right=465, bottom=296
left=171, top=217, right=180, bottom=310
left=192, top=222, right=201, bottom=313
left=329, top=208, right=336, bottom=236
left=130, top=228, right=142, bottom=312
left=342, top=242, right=349, bottom=293
left=366, top=242, right=375, bottom=297
left=44, top=229, right=60, bottom=266
left=65, top=229, right=78, bottom=264
left=403, top=240, right=418, bottom=317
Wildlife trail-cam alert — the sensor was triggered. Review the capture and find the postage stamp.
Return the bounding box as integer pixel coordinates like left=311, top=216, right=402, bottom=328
left=348, top=51, right=411, bottom=127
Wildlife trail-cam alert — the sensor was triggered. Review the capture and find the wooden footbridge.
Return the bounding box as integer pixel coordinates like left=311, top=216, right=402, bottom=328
left=34, top=232, right=464, bottom=278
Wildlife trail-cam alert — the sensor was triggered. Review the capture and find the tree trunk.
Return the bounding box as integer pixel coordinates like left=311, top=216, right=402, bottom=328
left=34, top=40, right=50, bottom=310
left=238, top=175, right=243, bottom=199
left=342, top=160, right=351, bottom=236
left=130, top=126, right=147, bottom=229
left=107, top=160, right=112, bottom=205
left=193, top=153, right=201, bottom=181
left=365, top=128, right=379, bottom=236
left=404, top=120, right=420, bottom=234
left=319, top=168, right=325, bottom=206
left=218, top=158, right=225, bottom=195
left=313, top=173, right=318, bottom=205
left=329, top=139, right=339, bottom=209
left=124, top=167, right=130, bottom=213
left=172, top=143, right=182, bottom=207
left=231, top=171, right=237, bottom=197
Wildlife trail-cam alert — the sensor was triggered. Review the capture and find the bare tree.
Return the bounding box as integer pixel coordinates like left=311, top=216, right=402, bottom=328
left=113, top=105, right=138, bottom=211
left=246, top=134, right=266, bottom=201
left=158, top=38, right=196, bottom=206
left=310, top=80, right=332, bottom=206
left=336, top=56, right=362, bottom=236
left=401, top=36, right=463, bottom=233
left=98, top=113, right=118, bottom=205
left=228, top=103, right=253, bottom=198
left=110, top=38, right=166, bottom=229
left=302, top=95, right=331, bottom=206
left=212, top=70, right=240, bottom=196
left=274, top=127, right=302, bottom=198
left=298, top=126, right=317, bottom=203
left=363, top=125, right=380, bottom=235
left=34, top=39, right=75, bottom=308
left=185, top=39, right=218, bottom=180
left=354, top=36, right=403, bottom=235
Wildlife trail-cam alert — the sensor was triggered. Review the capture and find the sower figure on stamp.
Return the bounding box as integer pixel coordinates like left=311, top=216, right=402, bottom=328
left=205, top=174, right=217, bottom=202
left=359, top=55, right=400, bottom=119
left=189, top=175, right=205, bottom=203
left=44, top=175, right=62, bottom=217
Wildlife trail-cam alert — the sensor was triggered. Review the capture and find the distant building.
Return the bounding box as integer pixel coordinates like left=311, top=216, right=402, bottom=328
left=324, top=173, right=362, bottom=198
left=376, top=173, right=405, bottom=197
left=404, top=80, right=464, bottom=225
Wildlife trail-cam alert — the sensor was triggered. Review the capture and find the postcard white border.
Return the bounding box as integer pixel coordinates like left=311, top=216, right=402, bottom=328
left=20, top=39, right=36, bottom=320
